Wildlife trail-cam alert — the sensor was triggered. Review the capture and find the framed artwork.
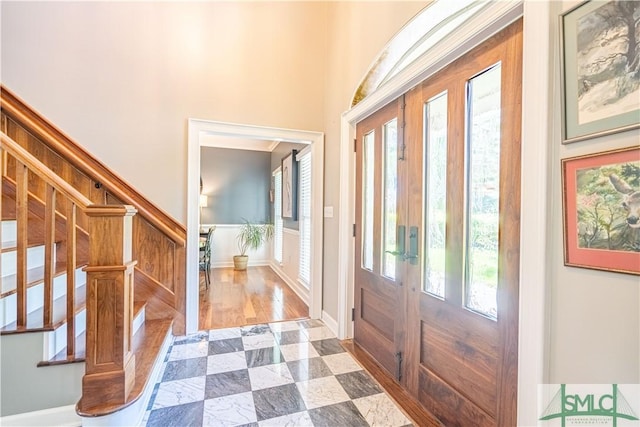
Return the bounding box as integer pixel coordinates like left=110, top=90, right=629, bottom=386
left=562, top=146, right=640, bottom=275
left=560, top=1, right=640, bottom=143
left=281, top=150, right=298, bottom=220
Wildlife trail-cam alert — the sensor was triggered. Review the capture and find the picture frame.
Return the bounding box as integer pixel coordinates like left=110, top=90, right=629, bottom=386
left=562, top=146, right=640, bottom=275
left=560, top=1, right=640, bottom=144
left=281, top=149, right=298, bottom=220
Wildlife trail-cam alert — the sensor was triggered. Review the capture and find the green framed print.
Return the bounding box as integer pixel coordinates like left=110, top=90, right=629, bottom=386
left=560, top=1, right=640, bottom=143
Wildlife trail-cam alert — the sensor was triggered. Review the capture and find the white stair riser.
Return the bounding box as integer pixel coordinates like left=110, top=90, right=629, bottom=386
left=42, top=305, right=146, bottom=360
left=0, top=294, right=16, bottom=329
left=0, top=268, right=86, bottom=328
left=1, top=221, right=17, bottom=244
left=2, top=246, right=47, bottom=278
left=43, top=309, right=86, bottom=361
left=132, top=305, right=145, bottom=336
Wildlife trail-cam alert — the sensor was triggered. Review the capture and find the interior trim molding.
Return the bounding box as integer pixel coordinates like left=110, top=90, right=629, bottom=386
left=187, top=120, right=324, bottom=334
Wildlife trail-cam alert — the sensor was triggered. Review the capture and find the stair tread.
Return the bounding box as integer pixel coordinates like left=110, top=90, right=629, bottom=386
left=76, top=318, right=173, bottom=417
left=0, top=261, right=86, bottom=298
left=38, top=331, right=87, bottom=366
left=37, top=302, right=147, bottom=365
left=1, top=283, right=86, bottom=333
left=1, top=239, right=57, bottom=252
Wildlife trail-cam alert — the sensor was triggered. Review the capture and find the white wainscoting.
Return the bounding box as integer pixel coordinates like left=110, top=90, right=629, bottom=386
left=203, top=224, right=272, bottom=268
left=270, top=227, right=309, bottom=304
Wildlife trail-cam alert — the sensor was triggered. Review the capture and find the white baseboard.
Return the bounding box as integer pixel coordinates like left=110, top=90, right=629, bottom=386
left=321, top=311, right=339, bottom=337
left=269, top=262, right=309, bottom=305
left=0, top=405, right=81, bottom=427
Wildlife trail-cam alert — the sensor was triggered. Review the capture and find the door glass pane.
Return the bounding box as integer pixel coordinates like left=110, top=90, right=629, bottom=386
left=465, top=63, right=501, bottom=319
left=362, top=131, right=375, bottom=271
left=423, top=93, right=447, bottom=297
left=382, top=119, right=398, bottom=279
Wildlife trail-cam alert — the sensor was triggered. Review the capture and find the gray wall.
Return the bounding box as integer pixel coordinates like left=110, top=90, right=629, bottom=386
left=271, top=142, right=308, bottom=230
left=200, top=147, right=271, bottom=224
left=1, top=332, right=84, bottom=416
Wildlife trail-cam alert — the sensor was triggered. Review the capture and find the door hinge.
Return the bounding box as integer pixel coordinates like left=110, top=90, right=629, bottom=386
left=352, top=307, right=355, bottom=321
left=353, top=223, right=356, bottom=237
left=353, top=138, right=357, bottom=152
left=395, top=351, right=403, bottom=381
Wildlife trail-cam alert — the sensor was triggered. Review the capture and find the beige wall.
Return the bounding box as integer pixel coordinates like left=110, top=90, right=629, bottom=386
left=1, top=1, right=328, bottom=220
left=0, top=0, right=425, bottom=324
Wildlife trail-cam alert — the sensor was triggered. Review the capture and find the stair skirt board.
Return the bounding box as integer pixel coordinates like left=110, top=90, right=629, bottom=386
left=0, top=405, right=81, bottom=427
left=80, top=326, right=173, bottom=427
left=0, top=268, right=86, bottom=329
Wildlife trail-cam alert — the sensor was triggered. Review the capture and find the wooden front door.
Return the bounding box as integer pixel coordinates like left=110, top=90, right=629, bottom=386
left=354, top=98, right=406, bottom=377
left=354, top=20, right=523, bottom=426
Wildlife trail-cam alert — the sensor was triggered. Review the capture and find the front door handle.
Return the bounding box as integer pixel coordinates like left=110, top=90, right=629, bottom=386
left=385, top=225, right=406, bottom=260
left=404, top=226, right=419, bottom=265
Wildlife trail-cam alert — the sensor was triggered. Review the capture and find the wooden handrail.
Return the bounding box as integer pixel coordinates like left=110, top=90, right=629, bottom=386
left=3, top=130, right=138, bottom=408
left=1, top=86, right=185, bottom=246
left=1, top=132, right=92, bottom=209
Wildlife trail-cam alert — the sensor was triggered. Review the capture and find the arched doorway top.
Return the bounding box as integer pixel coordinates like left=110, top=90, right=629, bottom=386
left=351, top=0, right=489, bottom=107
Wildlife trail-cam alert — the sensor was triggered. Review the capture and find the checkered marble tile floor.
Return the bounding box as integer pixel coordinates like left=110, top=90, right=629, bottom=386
left=142, top=319, right=413, bottom=427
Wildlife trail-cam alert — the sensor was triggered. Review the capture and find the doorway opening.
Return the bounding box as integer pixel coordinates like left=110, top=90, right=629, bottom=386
left=186, top=120, right=324, bottom=334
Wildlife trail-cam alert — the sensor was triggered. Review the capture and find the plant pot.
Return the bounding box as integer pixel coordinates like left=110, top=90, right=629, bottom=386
left=233, top=255, right=249, bottom=271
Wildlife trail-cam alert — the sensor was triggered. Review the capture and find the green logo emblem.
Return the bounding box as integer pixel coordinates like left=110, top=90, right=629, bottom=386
left=540, top=384, right=639, bottom=426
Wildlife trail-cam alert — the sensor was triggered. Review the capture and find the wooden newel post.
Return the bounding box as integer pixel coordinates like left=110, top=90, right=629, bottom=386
left=78, top=205, right=137, bottom=413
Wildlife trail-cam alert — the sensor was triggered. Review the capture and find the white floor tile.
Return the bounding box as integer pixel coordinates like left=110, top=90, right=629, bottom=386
left=322, top=352, right=364, bottom=375
left=302, top=326, right=336, bottom=342
left=242, top=332, right=276, bottom=350
left=353, top=393, right=412, bottom=427
left=248, top=362, right=295, bottom=390
left=269, top=321, right=301, bottom=333
left=209, top=327, right=242, bottom=341
left=151, top=376, right=206, bottom=409
left=168, top=342, right=209, bottom=361
left=279, top=342, right=320, bottom=362
left=295, top=376, right=351, bottom=409
left=207, top=351, right=247, bottom=375
left=203, top=391, right=257, bottom=426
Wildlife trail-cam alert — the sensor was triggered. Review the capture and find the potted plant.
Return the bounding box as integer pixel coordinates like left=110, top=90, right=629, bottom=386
left=233, top=219, right=274, bottom=270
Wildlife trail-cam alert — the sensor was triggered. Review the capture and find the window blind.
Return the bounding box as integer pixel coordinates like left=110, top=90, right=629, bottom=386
left=299, top=152, right=312, bottom=286
left=273, top=169, right=283, bottom=264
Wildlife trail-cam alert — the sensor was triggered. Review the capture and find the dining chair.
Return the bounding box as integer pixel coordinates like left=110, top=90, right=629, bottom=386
left=199, top=226, right=216, bottom=288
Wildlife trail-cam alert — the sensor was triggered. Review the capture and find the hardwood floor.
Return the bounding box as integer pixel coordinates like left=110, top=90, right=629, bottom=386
left=199, top=266, right=309, bottom=330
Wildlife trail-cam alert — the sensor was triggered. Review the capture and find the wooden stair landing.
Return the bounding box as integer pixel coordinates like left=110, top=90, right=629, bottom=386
left=76, top=318, right=173, bottom=417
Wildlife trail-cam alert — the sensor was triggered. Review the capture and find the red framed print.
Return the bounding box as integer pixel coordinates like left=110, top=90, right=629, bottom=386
left=563, top=146, right=640, bottom=275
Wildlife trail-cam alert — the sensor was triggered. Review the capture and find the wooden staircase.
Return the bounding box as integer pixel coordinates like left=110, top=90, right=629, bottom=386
left=0, top=86, right=186, bottom=425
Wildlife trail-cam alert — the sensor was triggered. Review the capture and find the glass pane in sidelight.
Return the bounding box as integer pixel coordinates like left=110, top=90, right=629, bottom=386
left=423, top=93, right=448, bottom=297
left=362, top=131, right=375, bottom=271
left=464, top=63, right=501, bottom=319
left=382, top=119, right=398, bottom=279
